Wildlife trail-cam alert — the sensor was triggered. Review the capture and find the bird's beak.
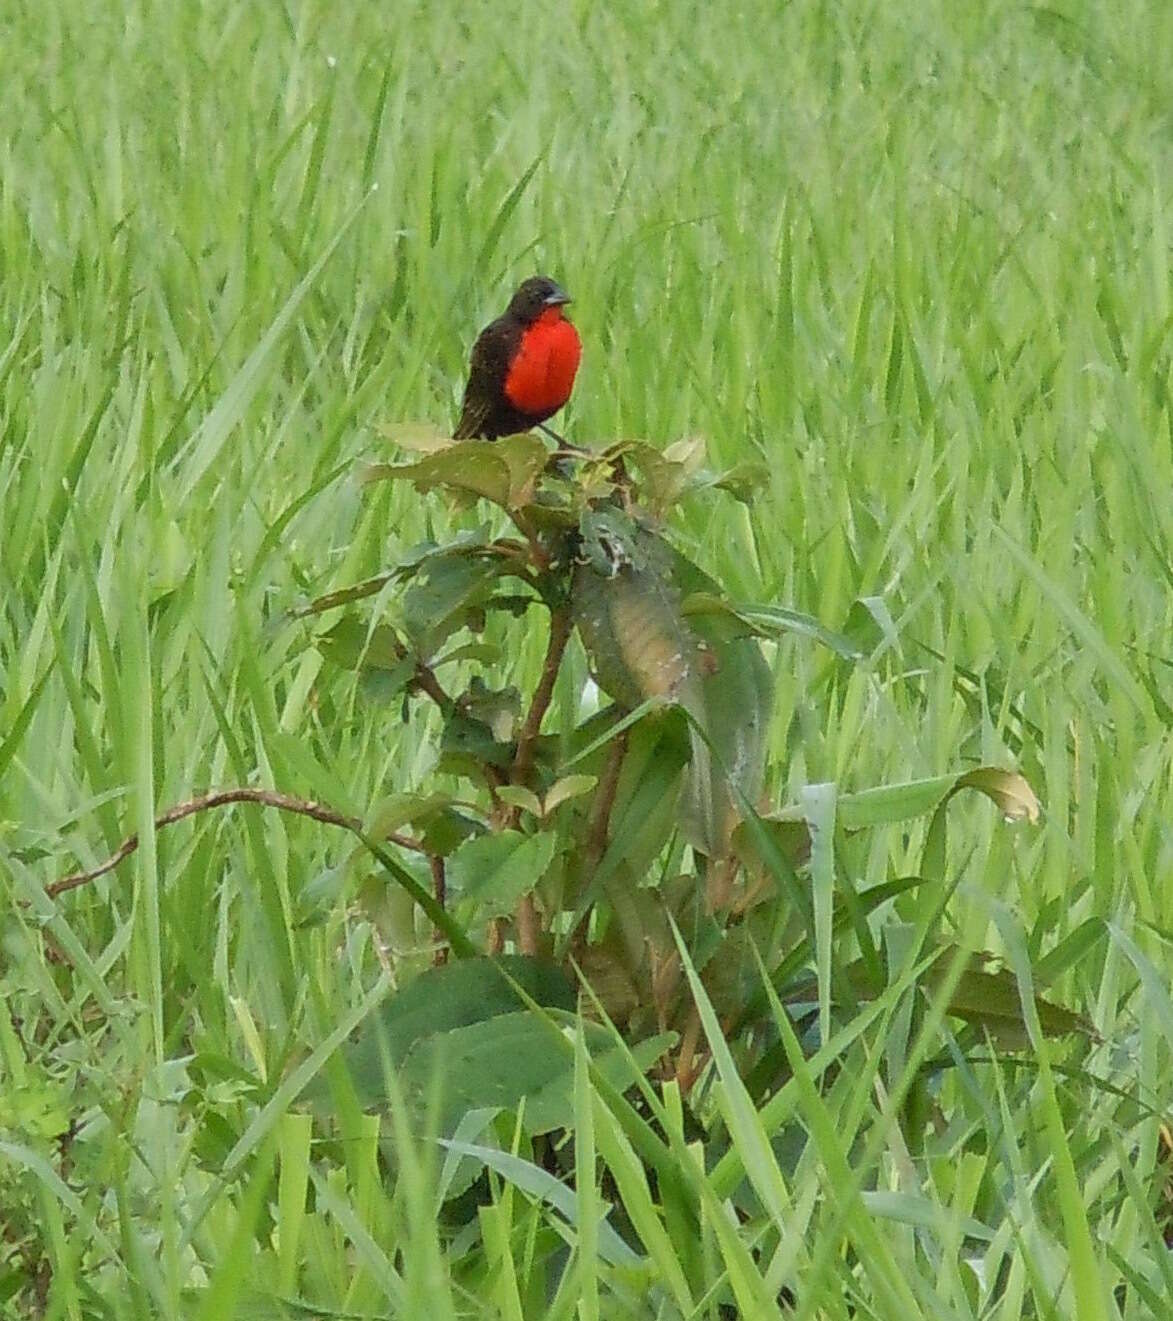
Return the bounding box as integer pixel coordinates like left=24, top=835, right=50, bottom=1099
left=543, top=284, right=571, bottom=306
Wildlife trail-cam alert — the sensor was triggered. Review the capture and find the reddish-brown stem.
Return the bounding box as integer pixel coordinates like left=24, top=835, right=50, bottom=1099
left=403, top=653, right=453, bottom=711
left=510, top=604, right=573, bottom=796
left=567, top=728, right=629, bottom=961
left=582, top=729, right=629, bottom=874
left=675, top=1005, right=705, bottom=1094
left=516, top=894, right=540, bottom=956
left=429, top=854, right=448, bottom=966
left=509, top=509, right=550, bottom=571
left=487, top=917, right=505, bottom=955
left=501, top=603, right=573, bottom=951
left=388, top=635, right=508, bottom=799
left=47, top=788, right=424, bottom=899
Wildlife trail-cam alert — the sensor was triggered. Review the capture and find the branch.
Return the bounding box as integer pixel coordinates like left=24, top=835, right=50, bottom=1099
left=506, top=604, right=573, bottom=952
left=429, top=854, right=448, bottom=966
left=48, top=788, right=425, bottom=898
left=516, top=894, right=540, bottom=957
left=508, top=509, right=551, bottom=572
left=568, top=727, right=629, bottom=961
left=386, top=634, right=511, bottom=800
left=510, top=603, right=573, bottom=791
left=674, top=1004, right=705, bottom=1094
left=389, top=640, right=453, bottom=711
left=581, top=728, right=629, bottom=877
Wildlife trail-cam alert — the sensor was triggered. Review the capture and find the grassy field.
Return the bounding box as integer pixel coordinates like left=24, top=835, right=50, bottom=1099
left=3, top=0, right=1173, bottom=1316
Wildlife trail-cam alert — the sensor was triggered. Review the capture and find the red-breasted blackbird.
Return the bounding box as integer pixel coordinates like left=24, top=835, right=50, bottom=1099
left=454, top=276, right=581, bottom=441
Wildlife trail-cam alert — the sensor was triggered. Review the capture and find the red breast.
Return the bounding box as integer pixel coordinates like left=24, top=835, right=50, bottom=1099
left=503, top=307, right=582, bottom=417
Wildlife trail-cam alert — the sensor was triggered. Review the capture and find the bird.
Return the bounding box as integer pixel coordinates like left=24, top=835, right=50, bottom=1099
left=453, top=275, right=582, bottom=442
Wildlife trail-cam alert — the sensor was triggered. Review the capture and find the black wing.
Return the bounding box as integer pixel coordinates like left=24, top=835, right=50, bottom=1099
left=453, top=314, right=514, bottom=440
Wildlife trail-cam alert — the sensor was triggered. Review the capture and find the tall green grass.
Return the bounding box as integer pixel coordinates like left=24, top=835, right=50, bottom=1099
left=2, top=0, right=1172, bottom=1316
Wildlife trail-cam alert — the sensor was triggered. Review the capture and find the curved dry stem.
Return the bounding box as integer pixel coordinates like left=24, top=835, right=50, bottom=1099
left=48, top=788, right=424, bottom=899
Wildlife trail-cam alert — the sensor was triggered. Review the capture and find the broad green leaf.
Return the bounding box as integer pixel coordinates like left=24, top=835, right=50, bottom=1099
left=572, top=518, right=772, bottom=856
left=495, top=785, right=543, bottom=817
left=401, top=1011, right=673, bottom=1136
left=573, top=561, right=694, bottom=707
left=363, top=434, right=547, bottom=511
left=777, top=951, right=1093, bottom=1045
left=460, top=676, right=521, bottom=741
left=376, top=420, right=451, bottom=452
left=447, top=829, right=556, bottom=918
left=542, top=774, right=597, bottom=815
left=339, top=956, right=575, bottom=1106
left=681, top=626, right=773, bottom=860
left=438, top=710, right=514, bottom=776
left=402, top=552, right=505, bottom=656
left=760, top=768, right=1041, bottom=841
left=835, top=775, right=961, bottom=829
left=317, top=617, right=410, bottom=673
left=709, top=459, right=770, bottom=502
left=730, top=816, right=812, bottom=874
left=432, top=640, right=503, bottom=667
left=364, top=792, right=454, bottom=838
left=921, top=963, right=1093, bottom=1047
left=666, top=545, right=774, bottom=857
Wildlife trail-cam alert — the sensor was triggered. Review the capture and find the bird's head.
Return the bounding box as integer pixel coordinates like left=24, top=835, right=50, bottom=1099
left=507, top=275, right=571, bottom=322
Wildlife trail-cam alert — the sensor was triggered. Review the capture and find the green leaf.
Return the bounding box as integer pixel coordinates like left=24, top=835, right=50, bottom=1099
left=495, top=785, right=543, bottom=817
left=842, top=595, right=898, bottom=656
left=435, top=1139, right=641, bottom=1267
left=337, top=956, right=574, bottom=1104
left=293, top=529, right=496, bottom=618
left=363, top=434, right=548, bottom=511
left=760, top=767, right=1042, bottom=840
left=447, top=829, right=557, bottom=918
left=364, top=792, right=453, bottom=838
left=401, top=1011, right=673, bottom=1135
left=542, top=774, right=598, bottom=815
left=922, top=960, right=1095, bottom=1047
left=460, top=677, right=521, bottom=741
left=317, top=617, right=410, bottom=675
left=730, top=816, right=812, bottom=872
left=682, top=594, right=864, bottom=660
left=650, top=543, right=775, bottom=857
left=402, top=551, right=505, bottom=656
left=709, top=460, right=770, bottom=503
left=438, top=710, right=514, bottom=776
left=294, top=577, right=404, bottom=621
left=573, top=562, right=698, bottom=709
left=923, top=766, right=1041, bottom=879
left=617, top=442, right=697, bottom=517
left=433, top=640, right=503, bottom=668
left=375, top=420, right=451, bottom=452
left=835, top=775, right=961, bottom=828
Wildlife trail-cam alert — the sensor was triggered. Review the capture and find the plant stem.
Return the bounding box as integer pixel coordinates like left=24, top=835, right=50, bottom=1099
left=675, top=1005, right=705, bottom=1094
left=511, top=603, right=573, bottom=793
left=506, top=602, right=573, bottom=952
left=47, top=788, right=426, bottom=898
left=516, top=894, right=540, bottom=956
left=429, top=854, right=448, bottom=966
left=568, top=728, right=629, bottom=961
left=582, top=729, right=628, bottom=874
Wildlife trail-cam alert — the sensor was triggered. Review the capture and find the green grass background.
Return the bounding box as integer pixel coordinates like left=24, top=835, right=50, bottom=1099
left=2, top=0, right=1173, bottom=1316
